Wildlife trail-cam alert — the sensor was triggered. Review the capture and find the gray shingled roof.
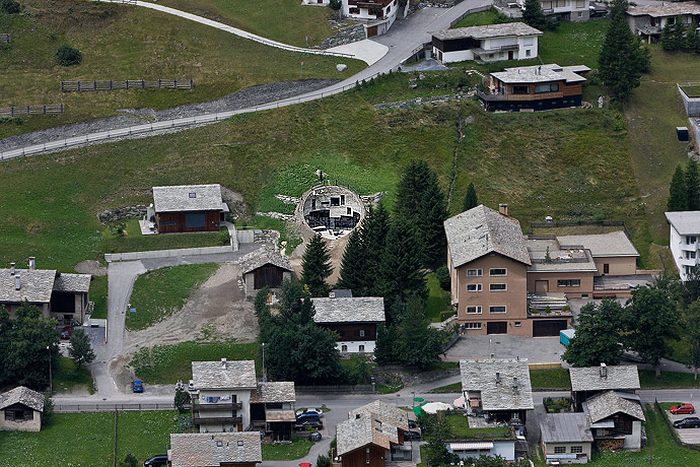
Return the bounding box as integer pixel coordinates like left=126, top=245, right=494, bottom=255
left=557, top=231, right=639, bottom=258
left=460, top=359, right=534, bottom=411
left=311, top=297, right=386, bottom=324
left=433, top=22, right=542, bottom=41
left=153, top=184, right=224, bottom=213
left=0, top=268, right=57, bottom=304
left=191, top=360, right=257, bottom=390
left=348, top=400, right=411, bottom=431
left=250, top=382, right=296, bottom=404
left=53, top=273, right=91, bottom=293
left=336, top=415, right=398, bottom=456
left=627, top=2, right=700, bottom=17
left=569, top=365, right=640, bottom=393
left=0, top=386, right=44, bottom=412
left=239, top=248, right=292, bottom=275
left=169, top=432, right=262, bottom=467
left=665, top=211, right=700, bottom=235
left=444, top=205, right=531, bottom=268
left=491, top=64, right=590, bottom=85
left=539, top=413, right=593, bottom=444
left=583, top=391, right=645, bottom=424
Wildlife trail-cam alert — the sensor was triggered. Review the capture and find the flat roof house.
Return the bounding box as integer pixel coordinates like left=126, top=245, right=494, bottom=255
left=0, top=386, right=44, bottom=433
left=432, top=23, right=542, bottom=64
left=150, top=184, right=228, bottom=234
left=0, top=258, right=91, bottom=325
left=168, top=432, right=262, bottom=467
left=539, top=412, right=593, bottom=464
left=312, top=295, right=385, bottom=353
left=665, top=211, right=700, bottom=281
left=479, top=63, right=590, bottom=112
left=626, top=2, right=700, bottom=43
left=569, top=363, right=640, bottom=410
left=239, top=249, right=293, bottom=299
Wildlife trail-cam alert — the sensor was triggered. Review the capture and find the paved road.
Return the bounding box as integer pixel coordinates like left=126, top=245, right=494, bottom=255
left=0, top=0, right=491, bottom=161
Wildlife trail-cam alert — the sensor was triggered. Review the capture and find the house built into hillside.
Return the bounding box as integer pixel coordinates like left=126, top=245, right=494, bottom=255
left=432, top=23, right=542, bottom=64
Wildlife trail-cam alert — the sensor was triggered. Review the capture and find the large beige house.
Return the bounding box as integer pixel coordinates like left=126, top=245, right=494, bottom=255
left=444, top=205, right=651, bottom=336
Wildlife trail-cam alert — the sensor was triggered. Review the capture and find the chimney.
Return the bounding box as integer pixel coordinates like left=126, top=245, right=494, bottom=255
left=495, top=372, right=501, bottom=384
left=513, top=376, right=519, bottom=390
left=28, top=257, right=36, bottom=270
left=10, top=263, right=15, bottom=276
left=499, top=203, right=509, bottom=216
left=600, top=363, right=607, bottom=378
left=15, top=274, right=21, bottom=291
left=220, top=358, right=227, bottom=369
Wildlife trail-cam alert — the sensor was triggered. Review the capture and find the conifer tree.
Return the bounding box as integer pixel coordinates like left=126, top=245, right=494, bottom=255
left=522, top=0, right=548, bottom=31
left=363, top=204, right=390, bottom=294
left=337, top=225, right=369, bottom=294
left=463, top=182, right=479, bottom=212
left=301, top=234, right=333, bottom=297
left=599, top=0, right=650, bottom=101
left=687, top=160, right=700, bottom=211
left=668, top=164, right=688, bottom=211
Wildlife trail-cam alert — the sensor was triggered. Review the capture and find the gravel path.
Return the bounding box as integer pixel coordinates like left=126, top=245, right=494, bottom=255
left=0, top=79, right=338, bottom=153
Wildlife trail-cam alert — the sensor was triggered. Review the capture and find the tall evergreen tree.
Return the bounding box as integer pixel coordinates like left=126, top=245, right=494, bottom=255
left=687, top=160, right=700, bottom=210
left=668, top=164, right=688, bottom=211
left=463, top=182, right=479, bottom=212
left=337, top=226, right=368, bottom=293
left=363, top=203, right=390, bottom=294
left=301, top=234, right=333, bottom=297
left=421, top=179, right=449, bottom=269
left=393, top=296, right=445, bottom=369
left=598, top=0, right=650, bottom=101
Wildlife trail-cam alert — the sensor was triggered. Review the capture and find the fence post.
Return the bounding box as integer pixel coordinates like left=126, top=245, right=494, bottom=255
left=77, top=81, right=81, bottom=92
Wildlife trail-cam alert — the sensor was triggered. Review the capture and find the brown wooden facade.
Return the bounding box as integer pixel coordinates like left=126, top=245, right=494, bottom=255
left=318, top=322, right=378, bottom=341
left=340, top=444, right=388, bottom=467
left=156, top=210, right=221, bottom=233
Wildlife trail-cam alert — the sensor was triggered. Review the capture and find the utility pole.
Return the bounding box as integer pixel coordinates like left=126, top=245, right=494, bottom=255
left=262, top=342, right=267, bottom=383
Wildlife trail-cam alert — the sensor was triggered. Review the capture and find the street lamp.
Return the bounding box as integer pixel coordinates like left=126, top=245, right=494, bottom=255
left=261, top=343, right=267, bottom=383
left=46, top=345, right=53, bottom=394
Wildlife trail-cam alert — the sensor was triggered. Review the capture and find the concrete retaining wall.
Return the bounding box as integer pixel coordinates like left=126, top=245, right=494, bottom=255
left=237, top=229, right=257, bottom=244
left=104, top=244, right=233, bottom=262
left=691, top=118, right=700, bottom=153
left=679, top=84, right=700, bottom=117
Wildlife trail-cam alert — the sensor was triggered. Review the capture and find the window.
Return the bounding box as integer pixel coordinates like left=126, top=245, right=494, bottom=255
left=570, top=446, right=583, bottom=454
left=525, top=49, right=531, bottom=57
left=687, top=236, right=697, bottom=245
left=489, top=306, right=507, bottom=314
left=467, top=269, right=483, bottom=277
left=541, top=1, right=552, bottom=9
left=535, top=83, right=560, bottom=93
left=490, top=283, right=507, bottom=291
left=513, top=85, right=529, bottom=95
left=359, top=329, right=365, bottom=337
left=514, top=321, right=522, bottom=327
left=341, top=344, right=348, bottom=352
left=216, top=441, right=224, bottom=447
left=185, top=212, right=206, bottom=229
left=490, top=268, right=507, bottom=276
left=554, top=446, right=566, bottom=454
left=359, top=345, right=365, bottom=352
left=575, top=0, right=585, bottom=7
left=557, top=279, right=581, bottom=287
left=340, top=195, right=346, bottom=205
left=188, top=192, right=197, bottom=198
left=466, top=306, right=482, bottom=314
left=330, top=197, right=340, bottom=206
left=467, top=284, right=483, bottom=292
left=464, top=322, right=482, bottom=329
left=524, top=37, right=534, bottom=46
left=687, top=251, right=697, bottom=260
left=603, top=263, right=610, bottom=274
left=347, top=207, right=352, bottom=215
left=555, top=0, right=566, bottom=7
left=687, top=265, right=695, bottom=276
left=577, top=11, right=582, bottom=16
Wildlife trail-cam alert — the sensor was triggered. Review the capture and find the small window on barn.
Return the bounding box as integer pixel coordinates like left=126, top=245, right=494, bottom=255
left=237, top=441, right=244, bottom=447
left=189, top=192, right=197, bottom=198
left=217, top=441, right=224, bottom=447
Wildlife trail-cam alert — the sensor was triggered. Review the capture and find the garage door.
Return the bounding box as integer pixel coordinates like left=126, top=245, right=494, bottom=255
left=487, top=321, right=507, bottom=334
left=533, top=320, right=568, bottom=337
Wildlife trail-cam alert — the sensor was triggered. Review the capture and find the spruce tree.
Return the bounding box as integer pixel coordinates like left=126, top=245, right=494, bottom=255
left=68, top=328, right=95, bottom=369
left=687, top=160, right=700, bottom=211
left=337, top=224, right=369, bottom=295
left=522, top=0, right=548, bottom=31
left=668, top=164, right=688, bottom=211
left=463, top=182, right=478, bottom=212
left=301, top=234, right=333, bottom=297
left=599, top=0, right=650, bottom=101
left=363, top=204, right=390, bottom=295
left=394, top=296, right=445, bottom=369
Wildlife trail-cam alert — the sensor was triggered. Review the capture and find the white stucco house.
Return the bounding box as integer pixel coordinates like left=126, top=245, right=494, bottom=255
left=626, top=2, right=700, bottom=43
left=432, top=23, right=542, bottom=64
left=311, top=295, right=386, bottom=353
left=509, top=0, right=590, bottom=21
left=303, top=0, right=330, bottom=4
left=343, top=0, right=409, bottom=37
left=665, top=211, right=700, bottom=281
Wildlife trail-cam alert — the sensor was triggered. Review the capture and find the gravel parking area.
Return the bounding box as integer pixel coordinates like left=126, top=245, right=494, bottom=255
left=445, top=335, right=564, bottom=364
left=666, top=411, right=700, bottom=444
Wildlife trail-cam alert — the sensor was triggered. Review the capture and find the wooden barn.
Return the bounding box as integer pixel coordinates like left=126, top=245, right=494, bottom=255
left=240, top=249, right=294, bottom=298
left=152, top=184, right=228, bottom=233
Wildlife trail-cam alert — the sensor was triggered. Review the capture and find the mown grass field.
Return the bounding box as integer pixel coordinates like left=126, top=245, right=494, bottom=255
left=102, top=219, right=230, bottom=254
left=158, top=0, right=337, bottom=47
left=126, top=263, right=219, bottom=331
left=262, top=438, right=313, bottom=460
left=0, top=411, right=177, bottom=467
left=53, top=356, right=95, bottom=394
left=0, top=0, right=363, bottom=138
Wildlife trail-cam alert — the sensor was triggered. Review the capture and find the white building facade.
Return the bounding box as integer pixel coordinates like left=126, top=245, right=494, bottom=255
left=432, top=23, right=542, bottom=64
left=343, top=0, right=409, bottom=37
left=665, top=211, right=700, bottom=281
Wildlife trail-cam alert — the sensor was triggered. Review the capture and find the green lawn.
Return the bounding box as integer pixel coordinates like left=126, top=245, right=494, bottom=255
left=530, top=368, right=572, bottom=390
left=130, top=341, right=259, bottom=384
left=262, top=438, right=313, bottom=460
left=126, top=263, right=219, bottom=331
left=0, top=0, right=363, bottom=139
left=89, top=275, right=108, bottom=320
left=158, top=0, right=337, bottom=47
left=53, top=356, right=95, bottom=394
left=453, top=9, right=509, bottom=28
left=103, top=219, right=230, bottom=254
left=426, top=273, right=453, bottom=323
left=444, top=413, right=513, bottom=440
left=0, top=411, right=177, bottom=467
left=527, top=367, right=700, bottom=391
left=681, top=85, right=700, bottom=98
left=427, top=382, right=461, bottom=393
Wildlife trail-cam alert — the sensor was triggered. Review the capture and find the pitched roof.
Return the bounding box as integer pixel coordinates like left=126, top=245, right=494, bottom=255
left=665, top=211, right=700, bottom=235
left=460, top=359, right=534, bottom=411
left=0, top=268, right=58, bottom=304
left=539, top=412, right=593, bottom=444
left=250, top=382, right=296, bottom=404
left=626, top=2, right=700, bottom=17
left=53, top=273, right=91, bottom=293
left=433, top=22, right=542, bottom=41
left=311, top=297, right=386, bottom=324
left=569, top=365, right=640, bottom=393
left=0, top=386, right=44, bottom=412
left=556, top=231, right=639, bottom=258
left=336, top=415, right=399, bottom=456
left=583, top=390, right=646, bottom=423
left=169, top=432, right=262, bottom=467
left=444, top=205, right=531, bottom=268
left=239, top=248, right=293, bottom=275
left=191, top=360, right=257, bottom=390
left=491, top=64, right=590, bottom=84
left=348, top=400, right=411, bottom=432
left=152, top=184, right=225, bottom=213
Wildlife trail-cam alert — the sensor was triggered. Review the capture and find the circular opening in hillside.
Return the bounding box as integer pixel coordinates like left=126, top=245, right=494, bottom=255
left=299, top=185, right=366, bottom=239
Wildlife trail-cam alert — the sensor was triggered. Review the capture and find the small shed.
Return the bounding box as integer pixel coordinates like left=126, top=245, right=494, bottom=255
left=240, top=249, right=293, bottom=298
left=0, top=386, right=45, bottom=432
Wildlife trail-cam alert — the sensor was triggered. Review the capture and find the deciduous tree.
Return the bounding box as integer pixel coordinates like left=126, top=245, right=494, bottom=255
left=563, top=300, right=625, bottom=367
left=301, top=234, right=333, bottom=297
left=69, top=328, right=95, bottom=369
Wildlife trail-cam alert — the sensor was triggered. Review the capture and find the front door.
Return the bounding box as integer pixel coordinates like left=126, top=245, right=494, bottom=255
left=508, top=50, right=514, bottom=60
left=535, top=280, right=549, bottom=293
left=487, top=321, right=507, bottom=334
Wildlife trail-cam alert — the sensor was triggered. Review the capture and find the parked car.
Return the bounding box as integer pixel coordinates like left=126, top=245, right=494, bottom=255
left=309, top=431, right=322, bottom=442
left=143, top=455, right=168, bottom=467
left=296, top=408, right=323, bottom=418
left=403, top=430, right=421, bottom=441
left=671, top=403, right=695, bottom=415
left=296, top=412, right=321, bottom=423
left=132, top=379, right=144, bottom=393
left=674, top=417, right=700, bottom=429
left=60, top=326, right=72, bottom=340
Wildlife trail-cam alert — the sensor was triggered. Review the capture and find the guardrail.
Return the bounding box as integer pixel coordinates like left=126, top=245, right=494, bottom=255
left=0, top=69, right=391, bottom=161
left=54, top=402, right=175, bottom=412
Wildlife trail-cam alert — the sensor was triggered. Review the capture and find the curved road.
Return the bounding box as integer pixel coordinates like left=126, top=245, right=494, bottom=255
left=0, top=0, right=491, bottom=161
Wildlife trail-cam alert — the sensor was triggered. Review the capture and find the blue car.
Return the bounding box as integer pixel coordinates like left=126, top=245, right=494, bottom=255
left=132, top=379, right=144, bottom=393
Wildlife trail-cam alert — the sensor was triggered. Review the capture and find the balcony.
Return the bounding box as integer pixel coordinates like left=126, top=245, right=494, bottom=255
left=193, top=415, right=242, bottom=425
left=193, top=401, right=242, bottom=411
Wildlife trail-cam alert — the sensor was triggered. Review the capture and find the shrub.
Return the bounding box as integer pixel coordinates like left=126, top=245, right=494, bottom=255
left=41, top=394, right=54, bottom=427
left=0, top=0, right=20, bottom=14
left=119, top=453, right=138, bottom=467
left=56, top=45, right=82, bottom=66
left=435, top=266, right=450, bottom=291
left=316, top=455, right=331, bottom=467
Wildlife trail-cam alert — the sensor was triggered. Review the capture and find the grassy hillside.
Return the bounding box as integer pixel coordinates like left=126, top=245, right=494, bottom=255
left=0, top=0, right=363, bottom=139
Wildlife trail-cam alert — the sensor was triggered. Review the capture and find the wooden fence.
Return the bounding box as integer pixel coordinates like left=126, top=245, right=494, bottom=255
left=0, top=34, right=10, bottom=44
left=60, top=79, right=193, bottom=92
left=0, top=104, right=64, bottom=117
